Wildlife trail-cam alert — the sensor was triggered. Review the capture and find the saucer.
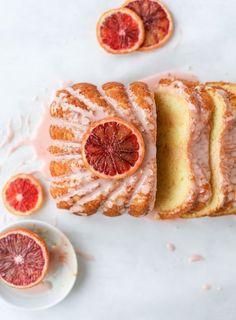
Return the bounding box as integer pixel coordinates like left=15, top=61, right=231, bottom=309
left=0, top=219, right=78, bottom=310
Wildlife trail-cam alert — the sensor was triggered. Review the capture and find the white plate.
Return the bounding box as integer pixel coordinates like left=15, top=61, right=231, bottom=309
left=0, top=220, right=78, bottom=310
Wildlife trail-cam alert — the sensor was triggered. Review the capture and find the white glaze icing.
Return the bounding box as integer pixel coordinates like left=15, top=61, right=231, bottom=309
left=56, top=180, right=100, bottom=202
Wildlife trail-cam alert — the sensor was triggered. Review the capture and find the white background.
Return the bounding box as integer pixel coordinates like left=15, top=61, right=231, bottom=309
left=0, top=0, right=236, bottom=319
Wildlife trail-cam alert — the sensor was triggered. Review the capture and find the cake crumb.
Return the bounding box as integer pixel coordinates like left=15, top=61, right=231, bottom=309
left=202, top=283, right=211, bottom=291
left=188, top=254, right=205, bottom=263
left=166, top=242, right=176, bottom=252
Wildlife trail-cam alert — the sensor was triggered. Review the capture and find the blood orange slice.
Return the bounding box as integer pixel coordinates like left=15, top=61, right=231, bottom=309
left=82, top=117, right=145, bottom=179
left=97, top=8, right=145, bottom=54
left=0, top=228, right=49, bottom=288
left=124, top=0, right=173, bottom=51
left=2, top=174, right=43, bottom=216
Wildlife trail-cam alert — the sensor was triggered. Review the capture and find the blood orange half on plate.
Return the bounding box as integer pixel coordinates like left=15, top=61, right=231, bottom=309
left=97, top=8, right=145, bottom=54
left=124, top=0, right=173, bottom=51
left=0, top=228, right=49, bottom=288
left=82, top=117, right=145, bottom=179
left=2, top=174, right=43, bottom=216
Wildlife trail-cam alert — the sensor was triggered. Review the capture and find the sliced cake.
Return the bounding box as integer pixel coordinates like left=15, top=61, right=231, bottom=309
left=206, top=82, right=236, bottom=216
left=181, top=82, right=213, bottom=214
left=184, top=84, right=236, bottom=217
left=154, top=79, right=212, bottom=219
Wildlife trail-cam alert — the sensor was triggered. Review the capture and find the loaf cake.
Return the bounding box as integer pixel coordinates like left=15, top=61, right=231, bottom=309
left=49, top=82, right=157, bottom=217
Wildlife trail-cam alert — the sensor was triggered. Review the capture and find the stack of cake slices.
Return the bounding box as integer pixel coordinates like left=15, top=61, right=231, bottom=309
left=154, top=80, right=236, bottom=219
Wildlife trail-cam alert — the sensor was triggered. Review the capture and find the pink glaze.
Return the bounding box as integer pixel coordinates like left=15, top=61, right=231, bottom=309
left=76, top=248, right=95, bottom=261
left=2, top=110, right=51, bottom=179
left=189, top=254, right=205, bottom=263
left=141, top=71, right=199, bottom=91
left=0, top=120, right=15, bottom=148
left=166, top=242, right=176, bottom=252
left=60, top=80, right=73, bottom=88
left=31, top=106, right=52, bottom=178
left=202, top=283, right=211, bottom=291
left=20, top=281, right=52, bottom=294
left=145, top=210, right=157, bottom=220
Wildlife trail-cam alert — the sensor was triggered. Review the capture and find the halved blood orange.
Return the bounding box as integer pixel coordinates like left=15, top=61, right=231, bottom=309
left=96, top=8, right=145, bottom=54
left=2, top=174, right=43, bottom=216
left=0, top=228, right=49, bottom=288
left=82, top=117, right=145, bottom=179
left=124, top=0, right=173, bottom=51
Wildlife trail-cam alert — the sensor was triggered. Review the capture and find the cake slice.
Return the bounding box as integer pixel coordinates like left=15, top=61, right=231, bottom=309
left=181, top=82, right=213, bottom=214
left=206, top=82, right=236, bottom=216
left=154, top=79, right=212, bottom=218
left=184, top=84, right=236, bottom=217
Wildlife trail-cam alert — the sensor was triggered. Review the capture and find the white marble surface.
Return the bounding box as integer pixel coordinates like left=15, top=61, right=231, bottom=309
left=0, top=0, right=236, bottom=319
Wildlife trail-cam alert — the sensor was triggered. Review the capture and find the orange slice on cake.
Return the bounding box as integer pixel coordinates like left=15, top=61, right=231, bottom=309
left=81, top=118, right=145, bottom=179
